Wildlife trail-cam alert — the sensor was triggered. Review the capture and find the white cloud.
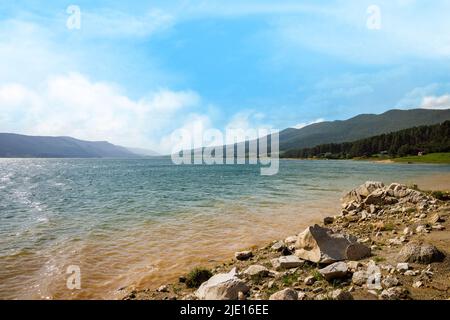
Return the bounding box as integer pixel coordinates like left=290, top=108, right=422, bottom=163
left=0, top=73, right=201, bottom=153
left=293, top=118, right=325, bottom=129
left=396, top=83, right=450, bottom=109
left=80, top=9, right=175, bottom=38
left=420, top=95, right=450, bottom=110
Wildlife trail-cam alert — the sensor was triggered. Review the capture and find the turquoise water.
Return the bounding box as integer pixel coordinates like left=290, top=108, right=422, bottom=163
left=0, top=158, right=449, bottom=299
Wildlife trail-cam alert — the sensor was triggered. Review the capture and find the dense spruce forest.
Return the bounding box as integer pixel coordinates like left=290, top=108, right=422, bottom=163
left=281, top=120, right=450, bottom=159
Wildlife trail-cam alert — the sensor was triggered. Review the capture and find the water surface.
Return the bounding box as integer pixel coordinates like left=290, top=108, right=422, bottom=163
left=1, top=158, right=449, bottom=299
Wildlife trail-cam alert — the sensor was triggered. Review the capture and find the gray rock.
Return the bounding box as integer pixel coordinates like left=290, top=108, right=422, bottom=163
left=196, top=268, right=249, bottom=300
left=235, top=250, right=253, bottom=261
left=319, top=262, right=348, bottom=281
left=364, top=189, right=385, bottom=206
left=397, top=242, right=445, bottom=264
left=342, top=181, right=385, bottom=205
left=381, top=276, right=399, bottom=289
left=346, top=243, right=372, bottom=261
left=380, top=287, right=407, bottom=300
left=352, top=271, right=368, bottom=286
left=295, top=225, right=369, bottom=264
left=323, top=216, right=334, bottom=225
left=331, top=289, right=354, bottom=300
left=269, top=288, right=298, bottom=300
left=271, top=255, right=304, bottom=270
left=271, top=241, right=286, bottom=252
left=243, top=265, right=269, bottom=278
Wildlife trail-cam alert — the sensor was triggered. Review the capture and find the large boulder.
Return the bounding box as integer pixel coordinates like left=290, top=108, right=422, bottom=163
left=397, top=242, right=445, bottom=264
left=295, top=225, right=371, bottom=264
left=196, top=268, right=249, bottom=300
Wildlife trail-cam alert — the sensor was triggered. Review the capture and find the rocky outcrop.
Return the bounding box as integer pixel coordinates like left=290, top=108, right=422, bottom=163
left=295, top=225, right=371, bottom=264
left=195, top=268, right=249, bottom=300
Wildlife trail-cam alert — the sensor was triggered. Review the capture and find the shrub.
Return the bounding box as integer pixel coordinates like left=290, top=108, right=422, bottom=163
left=185, top=267, right=213, bottom=288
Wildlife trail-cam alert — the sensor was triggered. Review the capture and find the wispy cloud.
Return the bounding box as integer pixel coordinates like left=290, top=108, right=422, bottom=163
left=294, top=118, right=325, bottom=129
left=78, top=8, right=175, bottom=38
left=420, top=95, right=450, bottom=110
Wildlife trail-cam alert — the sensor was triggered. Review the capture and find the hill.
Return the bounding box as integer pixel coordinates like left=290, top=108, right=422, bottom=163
left=278, top=108, right=450, bottom=151
left=0, top=133, right=139, bottom=158
left=282, top=120, right=450, bottom=159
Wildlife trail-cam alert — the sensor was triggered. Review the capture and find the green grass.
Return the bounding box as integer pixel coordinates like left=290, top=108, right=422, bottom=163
left=281, top=272, right=299, bottom=286
left=393, top=153, right=450, bottom=164
left=185, top=267, right=213, bottom=288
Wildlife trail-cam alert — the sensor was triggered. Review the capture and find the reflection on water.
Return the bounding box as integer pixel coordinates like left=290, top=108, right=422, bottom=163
left=0, top=158, right=449, bottom=299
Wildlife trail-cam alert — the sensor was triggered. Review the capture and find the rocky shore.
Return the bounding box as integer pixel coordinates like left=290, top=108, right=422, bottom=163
left=124, top=181, right=450, bottom=300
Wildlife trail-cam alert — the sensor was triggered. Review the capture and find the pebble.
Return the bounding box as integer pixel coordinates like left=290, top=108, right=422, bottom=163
left=396, top=263, right=410, bottom=272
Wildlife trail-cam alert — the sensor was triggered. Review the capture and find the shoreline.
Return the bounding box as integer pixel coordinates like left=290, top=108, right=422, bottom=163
left=124, top=179, right=450, bottom=300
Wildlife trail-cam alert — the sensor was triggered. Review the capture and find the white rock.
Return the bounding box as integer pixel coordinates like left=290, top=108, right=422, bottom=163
left=196, top=268, right=249, bottom=300
left=295, top=225, right=370, bottom=264
left=157, top=285, right=169, bottom=292
left=416, top=225, right=426, bottom=233
left=396, top=263, right=410, bottom=272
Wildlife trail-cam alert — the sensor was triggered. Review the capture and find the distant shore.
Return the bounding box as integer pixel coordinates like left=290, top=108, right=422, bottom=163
left=281, top=152, right=450, bottom=165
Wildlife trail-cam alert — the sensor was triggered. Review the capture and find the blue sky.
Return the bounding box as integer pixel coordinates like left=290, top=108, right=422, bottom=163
left=1, top=0, right=450, bottom=152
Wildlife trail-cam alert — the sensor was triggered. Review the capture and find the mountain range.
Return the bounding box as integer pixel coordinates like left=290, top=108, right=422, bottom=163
left=278, top=108, right=450, bottom=151
left=0, top=134, right=140, bottom=158
left=1, top=108, right=449, bottom=158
